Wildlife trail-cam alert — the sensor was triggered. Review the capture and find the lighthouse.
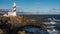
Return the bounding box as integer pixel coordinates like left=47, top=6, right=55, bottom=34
left=8, top=2, right=17, bottom=16
left=13, top=2, right=16, bottom=12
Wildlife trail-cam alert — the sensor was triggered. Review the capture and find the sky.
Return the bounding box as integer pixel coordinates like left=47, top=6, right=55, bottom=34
left=0, top=0, right=60, bottom=14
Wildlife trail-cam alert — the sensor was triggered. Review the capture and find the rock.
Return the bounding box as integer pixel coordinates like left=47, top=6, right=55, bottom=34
left=18, top=31, right=26, bottom=34
left=0, top=15, right=50, bottom=34
left=0, top=29, right=6, bottom=34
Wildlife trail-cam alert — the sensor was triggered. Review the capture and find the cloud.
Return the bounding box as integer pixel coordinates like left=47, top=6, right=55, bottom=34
left=26, top=9, right=60, bottom=14
left=17, top=7, right=60, bottom=15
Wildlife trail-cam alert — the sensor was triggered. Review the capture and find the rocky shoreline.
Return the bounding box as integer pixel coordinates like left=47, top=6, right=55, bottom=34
left=0, top=15, right=50, bottom=34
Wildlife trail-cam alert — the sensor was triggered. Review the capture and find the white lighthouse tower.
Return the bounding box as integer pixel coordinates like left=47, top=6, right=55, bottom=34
left=13, top=2, right=16, bottom=16
left=8, top=2, right=17, bottom=16
left=13, top=2, right=16, bottom=12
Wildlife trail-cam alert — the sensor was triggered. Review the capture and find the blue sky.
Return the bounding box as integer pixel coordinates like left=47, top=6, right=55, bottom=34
left=0, top=0, right=60, bottom=14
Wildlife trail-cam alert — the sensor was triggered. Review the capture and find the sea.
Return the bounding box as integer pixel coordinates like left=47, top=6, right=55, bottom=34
left=22, top=15, right=60, bottom=34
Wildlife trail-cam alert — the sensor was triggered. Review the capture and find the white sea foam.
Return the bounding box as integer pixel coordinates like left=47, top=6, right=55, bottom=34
left=47, top=29, right=58, bottom=34
left=50, top=21, right=56, bottom=24
left=43, top=21, right=56, bottom=24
